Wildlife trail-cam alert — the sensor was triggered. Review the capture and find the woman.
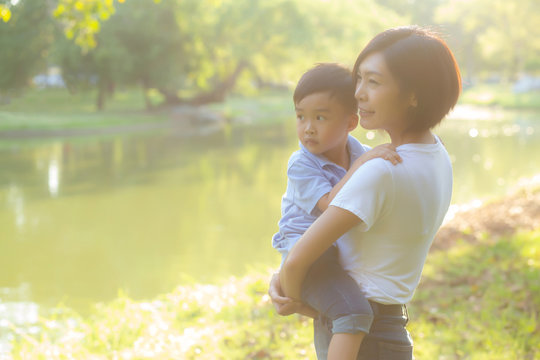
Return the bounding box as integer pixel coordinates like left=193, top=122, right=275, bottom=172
left=270, top=26, right=461, bottom=359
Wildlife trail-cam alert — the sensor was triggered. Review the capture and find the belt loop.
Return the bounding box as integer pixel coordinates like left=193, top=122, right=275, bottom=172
left=368, top=300, right=379, bottom=316
left=403, top=304, right=409, bottom=325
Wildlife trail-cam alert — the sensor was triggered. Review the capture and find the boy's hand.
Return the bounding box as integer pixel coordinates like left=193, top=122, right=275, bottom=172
left=269, top=272, right=317, bottom=318
left=269, top=272, right=298, bottom=316
left=355, top=143, right=402, bottom=167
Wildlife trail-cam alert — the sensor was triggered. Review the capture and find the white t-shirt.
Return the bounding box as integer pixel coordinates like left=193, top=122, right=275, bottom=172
left=330, top=136, right=452, bottom=304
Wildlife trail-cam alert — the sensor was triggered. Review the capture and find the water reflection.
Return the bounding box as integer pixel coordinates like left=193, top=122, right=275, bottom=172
left=0, top=108, right=539, bottom=316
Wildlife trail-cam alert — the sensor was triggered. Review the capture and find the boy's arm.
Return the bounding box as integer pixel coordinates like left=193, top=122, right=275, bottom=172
left=316, top=144, right=401, bottom=212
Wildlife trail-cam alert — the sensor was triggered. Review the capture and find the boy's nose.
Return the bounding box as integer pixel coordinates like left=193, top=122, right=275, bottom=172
left=305, top=123, right=315, bottom=134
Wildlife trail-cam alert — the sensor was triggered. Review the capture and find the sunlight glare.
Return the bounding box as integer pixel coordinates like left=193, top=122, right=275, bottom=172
left=48, top=159, right=60, bottom=197
left=468, top=128, right=479, bottom=138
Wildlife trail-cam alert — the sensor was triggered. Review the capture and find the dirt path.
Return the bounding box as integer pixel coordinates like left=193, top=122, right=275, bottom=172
left=433, top=184, right=540, bottom=251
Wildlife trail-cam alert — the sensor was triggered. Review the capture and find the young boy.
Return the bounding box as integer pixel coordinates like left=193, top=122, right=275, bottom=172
left=271, top=63, right=401, bottom=359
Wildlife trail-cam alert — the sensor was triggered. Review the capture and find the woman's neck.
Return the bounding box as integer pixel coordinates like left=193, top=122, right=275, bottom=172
left=388, top=129, right=435, bottom=147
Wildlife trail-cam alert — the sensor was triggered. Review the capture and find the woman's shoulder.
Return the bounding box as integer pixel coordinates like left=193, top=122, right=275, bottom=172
left=350, top=158, right=395, bottom=188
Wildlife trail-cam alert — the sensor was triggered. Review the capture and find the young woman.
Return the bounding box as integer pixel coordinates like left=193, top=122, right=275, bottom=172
left=270, top=26, right=461, bottom=359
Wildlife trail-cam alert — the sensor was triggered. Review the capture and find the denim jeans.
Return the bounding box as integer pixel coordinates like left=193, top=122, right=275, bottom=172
left=314, top=301, right=413, bottom=360
left=301, top=246, right=373, bottom=335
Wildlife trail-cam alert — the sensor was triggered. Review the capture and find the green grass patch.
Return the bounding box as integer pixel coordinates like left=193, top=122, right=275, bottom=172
left=7, top=229, right=540, bottom=359
left=0, top=88, right=294, bottom=132
left=409, top=229, right=540, bottom=359
left=0, top=88, right=167, bottom=131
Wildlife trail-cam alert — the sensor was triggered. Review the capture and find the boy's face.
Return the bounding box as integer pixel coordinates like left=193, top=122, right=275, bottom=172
left=295, top=92, right=358, bottom=162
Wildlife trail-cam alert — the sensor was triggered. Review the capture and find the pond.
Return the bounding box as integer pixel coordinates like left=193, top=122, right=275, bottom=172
left=1, top=105, right=540, bottom=316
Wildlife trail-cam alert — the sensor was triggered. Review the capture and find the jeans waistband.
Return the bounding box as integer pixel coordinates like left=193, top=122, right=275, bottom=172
left=368, top=300, right=408, bottom=318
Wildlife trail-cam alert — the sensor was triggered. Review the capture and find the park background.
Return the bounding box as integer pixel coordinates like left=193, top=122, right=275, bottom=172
left=0, top=0, right=539, bottom=358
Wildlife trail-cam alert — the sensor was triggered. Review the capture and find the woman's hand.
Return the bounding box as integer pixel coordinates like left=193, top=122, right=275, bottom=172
left=354, top=143, right=402, bottom=168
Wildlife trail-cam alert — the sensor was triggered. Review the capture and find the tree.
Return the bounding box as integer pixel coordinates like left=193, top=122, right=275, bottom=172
left=52, top=0, right=404, bottom=111
left=0, top=0, right=53, bottom=95
left=435, top=0, right=540, bottom=81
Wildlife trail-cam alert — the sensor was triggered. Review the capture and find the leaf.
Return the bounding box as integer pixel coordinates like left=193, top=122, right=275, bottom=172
left=0, top=6, right=11, bottom=22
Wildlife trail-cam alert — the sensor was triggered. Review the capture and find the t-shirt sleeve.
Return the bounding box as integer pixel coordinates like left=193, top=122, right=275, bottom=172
left=330, top=159, right=394, bottom=232
left=287, top=157, right=333, bottom=215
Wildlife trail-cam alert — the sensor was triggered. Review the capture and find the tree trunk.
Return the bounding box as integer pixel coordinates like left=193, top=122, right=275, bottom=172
left=141, top=78, right=153, bottom=111
left=157, top=60, right=249, bottom=107
left=96, top=81, right=106, bottom=111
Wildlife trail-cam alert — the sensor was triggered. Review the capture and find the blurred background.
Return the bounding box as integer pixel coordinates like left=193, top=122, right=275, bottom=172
left=0, top=0, right=539, bottom=352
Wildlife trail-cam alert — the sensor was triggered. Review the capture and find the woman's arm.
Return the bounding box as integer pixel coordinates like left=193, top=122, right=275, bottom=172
left=279, top=206, right=363, bottom=300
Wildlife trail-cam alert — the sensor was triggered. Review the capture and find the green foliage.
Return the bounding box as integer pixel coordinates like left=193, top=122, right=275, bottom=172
left=48, top=0, right=404, bottom=110
left=0, top=3, right=11, bottom=22
left=0, top=0, right=53, bottom=93
left=435, top=0, right=540, bottom=80
left=54, top=0, right=120, bottom=52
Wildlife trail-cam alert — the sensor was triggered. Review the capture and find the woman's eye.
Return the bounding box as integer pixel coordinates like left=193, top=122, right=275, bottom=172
left=369, top=79, right=379, bottom=85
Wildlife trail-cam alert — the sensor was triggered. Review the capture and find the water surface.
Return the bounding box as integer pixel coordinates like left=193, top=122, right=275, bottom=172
left=1, top=106, right=539, bottom=313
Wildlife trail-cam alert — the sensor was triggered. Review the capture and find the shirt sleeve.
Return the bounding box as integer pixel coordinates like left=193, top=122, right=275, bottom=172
left=287, top=156, right=333, bottom=216
left=330, top=159, right=394, bottom=232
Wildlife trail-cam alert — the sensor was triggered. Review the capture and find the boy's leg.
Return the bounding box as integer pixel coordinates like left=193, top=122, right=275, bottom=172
left=301, top=246, right=374, bottom=359
left=328, top=332, right=365, bottom=360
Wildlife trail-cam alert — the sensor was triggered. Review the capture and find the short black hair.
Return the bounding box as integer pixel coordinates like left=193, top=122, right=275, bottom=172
left=293, top=63, right=357, bottom=114
left=353, top=26, right=462, bottom=131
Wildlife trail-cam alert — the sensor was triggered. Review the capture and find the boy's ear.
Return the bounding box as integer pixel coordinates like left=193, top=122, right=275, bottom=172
left=409, top=93, right=418, bottom=107
left=347, top=113, right=359, bottom=132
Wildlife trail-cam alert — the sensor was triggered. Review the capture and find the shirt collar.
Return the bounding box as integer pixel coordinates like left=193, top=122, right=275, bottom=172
left=299, top=135, right=364, bottom=169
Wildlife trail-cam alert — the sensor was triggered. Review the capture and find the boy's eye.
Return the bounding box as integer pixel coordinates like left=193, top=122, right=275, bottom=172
left=296, top=114, right=304, bottom=121
left=316, top=115, right=326, bottom=121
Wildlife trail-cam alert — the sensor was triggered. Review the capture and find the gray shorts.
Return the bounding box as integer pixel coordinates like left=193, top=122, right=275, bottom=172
left=301, top=246, right=374, bottom=335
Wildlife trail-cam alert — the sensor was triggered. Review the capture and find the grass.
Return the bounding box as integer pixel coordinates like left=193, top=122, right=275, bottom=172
left=0, top=88, right=170, bottom=131
left=460, top=83, right=540, bottom=109
left=7, top=227, right=540, bottom=359
left=0, top=87, right=293, bottom=132
left=409, top=229, right=540, bottom=359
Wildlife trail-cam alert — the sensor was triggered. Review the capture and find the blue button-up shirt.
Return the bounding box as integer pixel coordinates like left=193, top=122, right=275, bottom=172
left=272, top=135, right=370, bottom=263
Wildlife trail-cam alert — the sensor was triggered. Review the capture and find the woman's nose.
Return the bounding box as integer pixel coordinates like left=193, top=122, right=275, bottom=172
left=355, top=83, right=366, bottom=101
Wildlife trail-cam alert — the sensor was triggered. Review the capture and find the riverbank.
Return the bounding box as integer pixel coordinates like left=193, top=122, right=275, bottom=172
left=0, top=84, right=538, bottom=136
left=6, top=184, right=540, bottom=359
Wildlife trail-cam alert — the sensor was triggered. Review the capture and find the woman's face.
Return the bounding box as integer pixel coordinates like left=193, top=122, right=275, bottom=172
left=354, top=52, right=414, bottom=132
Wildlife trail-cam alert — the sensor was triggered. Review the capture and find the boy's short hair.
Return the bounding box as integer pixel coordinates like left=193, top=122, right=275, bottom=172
left=293, top=63, right=357, bottom=114
left=353, top=26, right=462, bottom=131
